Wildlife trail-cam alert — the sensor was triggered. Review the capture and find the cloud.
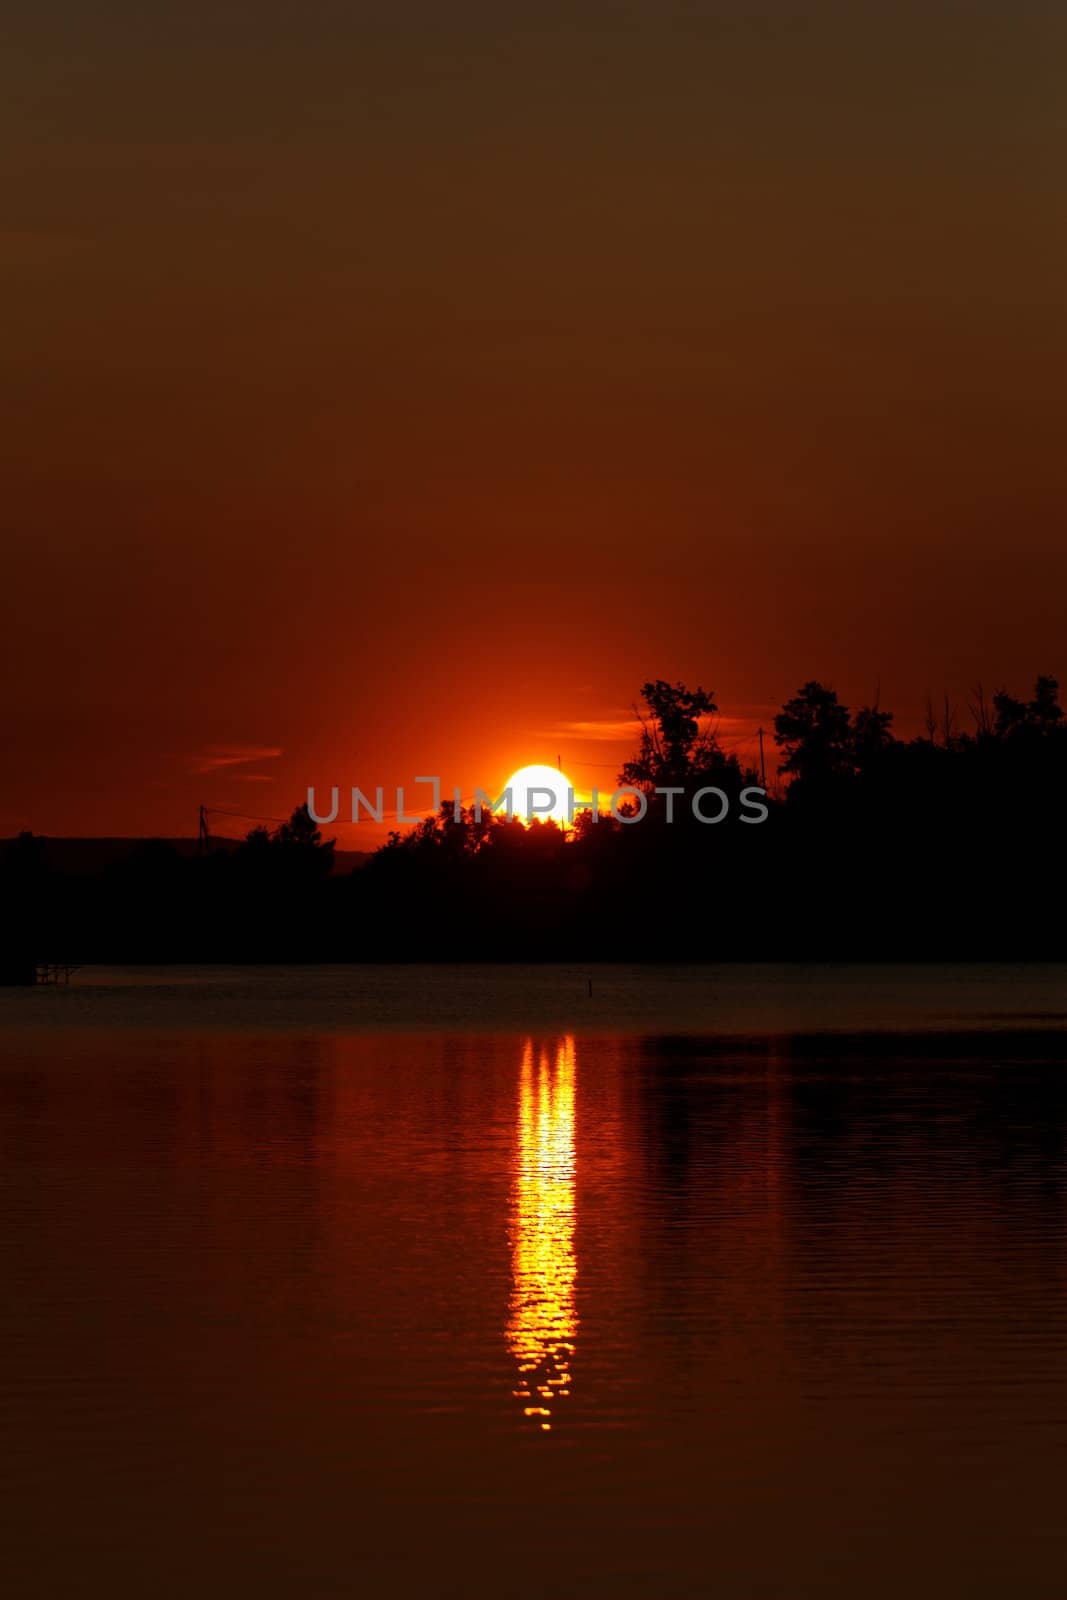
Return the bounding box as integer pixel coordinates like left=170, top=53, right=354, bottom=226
left=548, top=718, right=643, bottom=742
left=541, top=711, right=774, bottom=769
left=191, top=745, right=283, bottom=775
left=549, top=714, right=761, bottom=743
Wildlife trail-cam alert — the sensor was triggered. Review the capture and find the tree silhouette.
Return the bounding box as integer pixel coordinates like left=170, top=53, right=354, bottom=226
left=237, top=803, right=335, bottom=880
left=994, top=675, right=1064, bottom=738
left=774, top=682, right=853, bottom=787
left=620, top=679, right=751, bottom=802
left=8, top=670, right=1067, bottom=966
left=851, top=704, right=896, bottom=771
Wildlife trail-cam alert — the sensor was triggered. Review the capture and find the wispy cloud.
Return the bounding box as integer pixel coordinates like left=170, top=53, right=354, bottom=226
left=548, top=718, right=643, bottom=742
left=542, top=711, right=771, bottom=767
left=191, top=745, right=283, bottom=775
left=549, top=714, right=758, bottom=742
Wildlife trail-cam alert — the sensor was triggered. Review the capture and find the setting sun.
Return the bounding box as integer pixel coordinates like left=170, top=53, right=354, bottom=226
left=501, top=765, right=574, bottom=825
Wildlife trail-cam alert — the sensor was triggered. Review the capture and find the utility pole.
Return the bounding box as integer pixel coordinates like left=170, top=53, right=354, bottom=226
left=198, top=804, right=210, bottom=856
left=758, top=727, right=767, bottom=789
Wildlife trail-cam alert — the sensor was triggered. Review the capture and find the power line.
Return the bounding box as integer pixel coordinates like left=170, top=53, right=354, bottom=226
left=204, top=805, right=293, bottom=826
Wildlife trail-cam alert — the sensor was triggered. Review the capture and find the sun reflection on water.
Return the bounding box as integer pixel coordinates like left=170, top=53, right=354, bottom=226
left=506, top=1036, right=578, bottom=1432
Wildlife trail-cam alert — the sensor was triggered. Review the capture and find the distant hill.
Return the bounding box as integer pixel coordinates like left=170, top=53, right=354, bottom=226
left=0, top=837, right=369, bottom=876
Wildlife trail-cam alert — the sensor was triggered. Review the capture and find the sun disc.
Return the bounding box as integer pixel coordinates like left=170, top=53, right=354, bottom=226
left=501, top=764, right=574, bottom=825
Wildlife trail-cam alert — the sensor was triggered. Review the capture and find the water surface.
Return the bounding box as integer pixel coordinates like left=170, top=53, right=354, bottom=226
left=2, top=966, right=1067, bottom=1596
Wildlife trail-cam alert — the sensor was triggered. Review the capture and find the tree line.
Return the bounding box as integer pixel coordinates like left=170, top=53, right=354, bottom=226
left=3, top=674, right=1066, bottom=966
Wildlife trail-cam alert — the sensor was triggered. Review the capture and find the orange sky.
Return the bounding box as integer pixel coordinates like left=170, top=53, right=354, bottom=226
left=2, top=2, right=1065, bottom=846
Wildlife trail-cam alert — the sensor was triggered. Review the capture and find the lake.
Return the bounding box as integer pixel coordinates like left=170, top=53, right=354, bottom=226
left=3, top=965, right=1067, bottom=1597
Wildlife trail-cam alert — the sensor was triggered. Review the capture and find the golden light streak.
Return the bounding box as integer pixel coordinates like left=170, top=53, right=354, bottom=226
left=506, top=1036, right=578, bottom=1431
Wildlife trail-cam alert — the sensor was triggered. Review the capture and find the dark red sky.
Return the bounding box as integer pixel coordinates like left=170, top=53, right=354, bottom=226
left=2, top=1, right=1065, bottom=845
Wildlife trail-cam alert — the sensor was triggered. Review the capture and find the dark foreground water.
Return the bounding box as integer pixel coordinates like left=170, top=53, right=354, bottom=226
left=3, top=966, right=1067, bottom=1597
